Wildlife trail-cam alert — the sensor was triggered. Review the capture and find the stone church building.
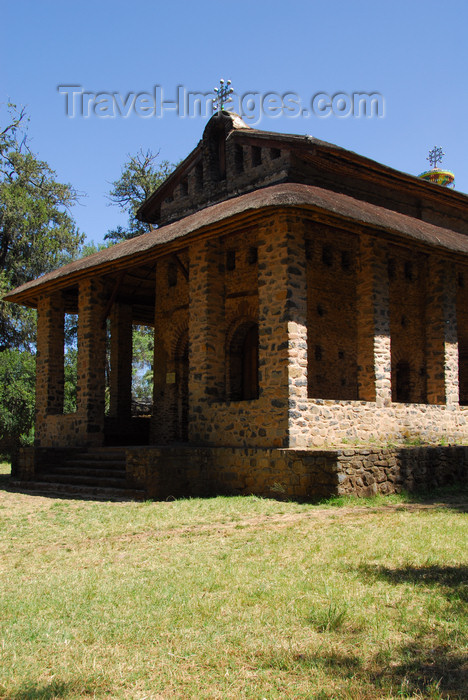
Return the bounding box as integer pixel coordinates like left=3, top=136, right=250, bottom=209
left=6, top=112, right=468, bottom=499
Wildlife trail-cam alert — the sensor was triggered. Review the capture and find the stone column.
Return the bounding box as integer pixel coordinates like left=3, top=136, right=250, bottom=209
left=188, top=238, right=225, bottom=442
left=257, top=213, right=308, bottom=447
left=356, top=234, right=391, bottom=406
left=426, top=257, right=458, bottom=406
left=152, top=261, right=171, bottom=443
left=108, top=303, right=133, bottom=420
left=76, top=277, right=107, bottom=445
left=35, top=292, right=65, bottom=445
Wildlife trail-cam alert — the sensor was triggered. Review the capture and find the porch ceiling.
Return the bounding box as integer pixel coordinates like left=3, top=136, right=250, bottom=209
left=61, top=262, right=156, bottom=326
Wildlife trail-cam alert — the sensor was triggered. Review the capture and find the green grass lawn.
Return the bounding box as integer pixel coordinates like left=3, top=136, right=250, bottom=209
left=0, top=461, right=466, bottom=699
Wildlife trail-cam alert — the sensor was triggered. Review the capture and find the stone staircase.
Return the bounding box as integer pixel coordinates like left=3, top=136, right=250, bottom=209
left=11, top=447, right=146, bottom=501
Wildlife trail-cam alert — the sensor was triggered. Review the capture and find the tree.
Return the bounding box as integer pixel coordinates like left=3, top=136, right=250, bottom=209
left=105, top=148, right=174, bottom=243
left=0, top=348, right=35, bottom=456
left=132, top=326, right=154, bottom=402
left=0, top=104, right=84, bottom=458
left=0, top=103, right=84, bottom=351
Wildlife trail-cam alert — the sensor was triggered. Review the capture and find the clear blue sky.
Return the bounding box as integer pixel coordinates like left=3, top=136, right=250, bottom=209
left=2, top=0, right=467, bottom=245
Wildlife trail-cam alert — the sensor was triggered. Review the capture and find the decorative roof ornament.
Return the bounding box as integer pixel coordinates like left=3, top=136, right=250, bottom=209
left=419, top=145, right=455, bottom=188
left=427, top=146, right=445, bottom=169
left=213, top=79, right=234, bottom=114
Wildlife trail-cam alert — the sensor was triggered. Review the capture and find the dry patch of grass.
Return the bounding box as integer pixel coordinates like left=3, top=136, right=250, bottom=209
left=0, top=471, right=466, bottom=699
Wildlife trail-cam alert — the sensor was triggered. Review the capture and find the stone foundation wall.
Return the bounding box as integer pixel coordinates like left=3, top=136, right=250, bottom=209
left=14, top=446, right=81, bottom=480
left=14, top=443, right=467, bottom=500
left=124, top=444, right=468, bottom=501
left=34, top=413, right=87, bottom=448
left=125, top=446, right=337, bottom=500
left=336, top=445, right=468, bottom=496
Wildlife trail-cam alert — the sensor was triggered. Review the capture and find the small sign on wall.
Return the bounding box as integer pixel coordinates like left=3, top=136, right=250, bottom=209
left=166, top=372, right=176, bottom=384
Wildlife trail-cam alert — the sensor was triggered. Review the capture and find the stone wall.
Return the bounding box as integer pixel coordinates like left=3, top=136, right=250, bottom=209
left=389, top=244, right=427, bottom=403
left=185, top=215, right=292, bottom=448
left=124, top=444, right=468, bottom=501
left=335, top=445, right=468, bottom=496
left=456, top=265, right=468, bottom=405
left=125, top=445, right=338, bottom=500
left=306, top=223, right=358, bottom=400
left=294, top=398, right=468, bottom=447
left=36, top=292, right=65, bottom=444
left=151, top=251, right=189, bottom=442
left=158, top=115, right=290, bottom=227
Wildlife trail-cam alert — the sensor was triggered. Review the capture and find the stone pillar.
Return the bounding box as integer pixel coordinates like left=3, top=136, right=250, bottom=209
left=152, top=261, right=171, bottom=443
left=357, top=234, right=391, bottom=406
left=444, top=264, right=459, bottom=407
left=257, top=214, right=308, bottom=447
left=108, top=303, right=133, bottom=420
left=188, top=238, right=225, bottom=442
left=426, top=258, right=459, bottom=406
left=35, top=292, right=65, bottom=445
left=76, top=278, right=107, bottom=445
left=426, top=257, right=446, bottom=404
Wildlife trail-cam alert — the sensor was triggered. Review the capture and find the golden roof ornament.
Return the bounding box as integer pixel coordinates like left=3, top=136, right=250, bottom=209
left=419, top=146, right=455, bottom=188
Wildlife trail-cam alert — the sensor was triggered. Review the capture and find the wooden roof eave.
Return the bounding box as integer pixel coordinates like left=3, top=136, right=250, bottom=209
left=3, top=207, right=275, bottom=307
left=4, top=183, right=468, bottom=306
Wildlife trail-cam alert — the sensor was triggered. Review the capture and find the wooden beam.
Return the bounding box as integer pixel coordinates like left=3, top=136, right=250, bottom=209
left=101, top=271, right=125, bottom=327
left=172, top=254, right=189, bottom=280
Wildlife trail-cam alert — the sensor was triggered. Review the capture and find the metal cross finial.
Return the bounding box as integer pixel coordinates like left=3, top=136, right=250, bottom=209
left=427, top=146, right=445, bottom=169
left=213, top=79, right=234, bottom=113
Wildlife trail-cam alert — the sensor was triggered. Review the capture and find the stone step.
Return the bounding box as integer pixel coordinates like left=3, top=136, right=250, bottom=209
left=41, top=466, right=126, bottom=479
left=10, top=480, right=146, bottom=502
left=54, top=460, right=126, bottom=471
left=19, top=448, right=143, bottom=501
left=38, top=473, right=127, bottom=488
left=73, top=450, right=127, bottom=462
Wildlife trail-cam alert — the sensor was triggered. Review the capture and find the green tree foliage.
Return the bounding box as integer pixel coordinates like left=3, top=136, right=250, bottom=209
left=0, top=104, right=84, bottom=457
left=132, top=325, right=154, bottom=402
left=0, top=349, right=35, bottom=456
left=0, top=104, right=84, bottom=351
left=64, top=347, right=78, bottom=414
left=105, top=148, right=173, bottom=243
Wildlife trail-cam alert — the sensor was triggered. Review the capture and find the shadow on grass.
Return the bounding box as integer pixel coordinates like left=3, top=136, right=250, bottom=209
left=256, top=648, right=362, bottom=674
left=0, top=478, right=142, bottom=503
left=396, top=482, right=468, bottom=513
left=355, top=563, right=468, bottom=696
left=0, top=473, right=11, bottom=490
left=311, top=482, right=468, bottom=513
left=260, top=564, right=468, bottom=696
left=380, top=645, right=468, bottom=699
left=360, top=563, right=468, bottom=602
left=8, top=678, right=99, bottom=699
left=259, top=645, right=467, bottom=697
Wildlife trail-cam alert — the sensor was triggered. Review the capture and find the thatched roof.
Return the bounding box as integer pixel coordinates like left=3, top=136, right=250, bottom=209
left=5, top=182, right=468, bottom=307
